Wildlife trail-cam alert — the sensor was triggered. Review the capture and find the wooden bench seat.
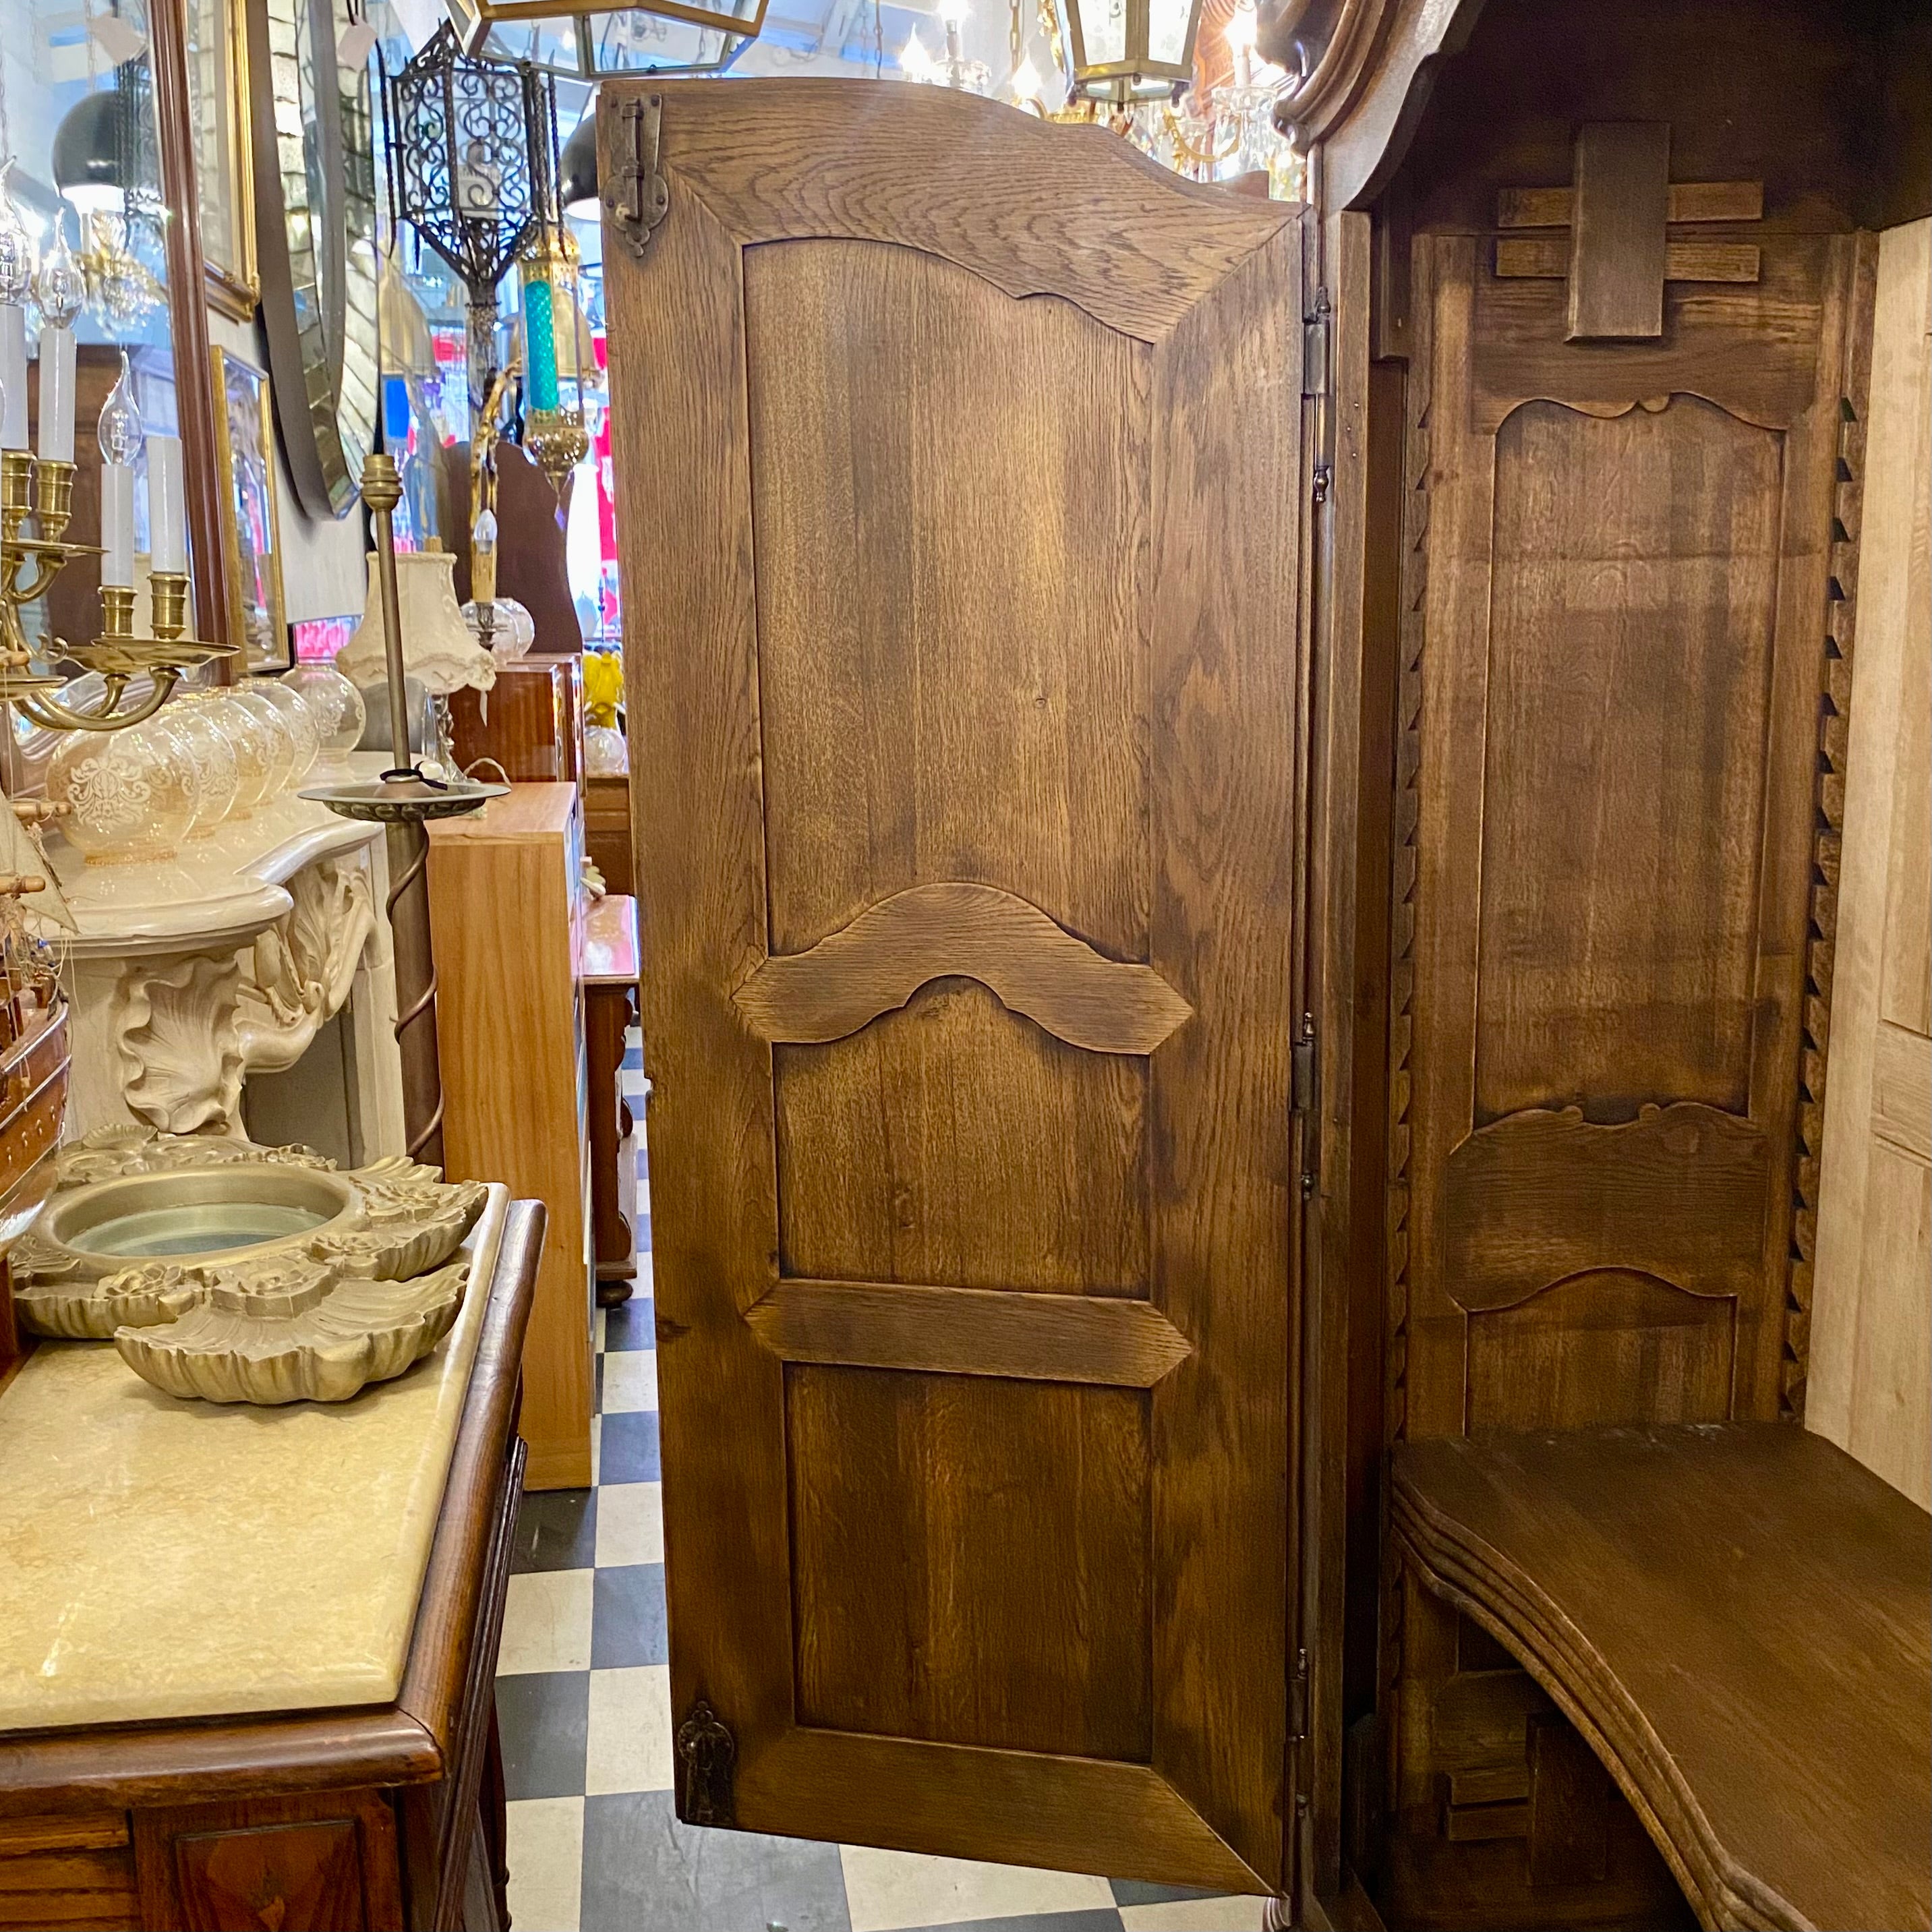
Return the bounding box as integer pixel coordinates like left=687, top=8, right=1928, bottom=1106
left=1391, top=1423, right=1931, bottom=1932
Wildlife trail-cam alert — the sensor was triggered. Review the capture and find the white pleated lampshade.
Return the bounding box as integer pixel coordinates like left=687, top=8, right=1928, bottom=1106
left=340, top=550, right=497, bottom=699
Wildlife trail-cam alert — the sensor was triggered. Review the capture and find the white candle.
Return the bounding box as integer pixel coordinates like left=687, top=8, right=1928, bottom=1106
left=0, top=305, right=25, bottom=450
left=148, top=434, right=186, bottom=573
left=37, top=322, right=75, bottom=463
left=100, top=461, right=134, bottom=587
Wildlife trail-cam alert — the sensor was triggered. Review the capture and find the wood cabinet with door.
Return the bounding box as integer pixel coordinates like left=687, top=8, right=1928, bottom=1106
left=603, top=80, right=1312, bottom=1898
left=599, top=37, right=1929, bottom=1930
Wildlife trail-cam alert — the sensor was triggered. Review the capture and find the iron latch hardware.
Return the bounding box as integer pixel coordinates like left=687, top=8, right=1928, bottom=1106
left=1288, top=1645, right=1310, bottom=1740
left=676, top=1697, right=736, bottom=1827
left=604, top=93, right=669, bottom=260
left=1292, top=1013, right=1318, bottom=1198
left=1303, top=286, right=1333, bottom=502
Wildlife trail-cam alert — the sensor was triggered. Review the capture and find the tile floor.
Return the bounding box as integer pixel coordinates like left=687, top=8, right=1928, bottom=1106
left=495, top=1032, right=1267, bottom=1932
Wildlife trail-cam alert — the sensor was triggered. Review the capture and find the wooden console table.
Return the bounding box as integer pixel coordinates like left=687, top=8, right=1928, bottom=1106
left=0, top=1200, right=544, bottom=1932
left=1392, top=1424, right=1932, bottom=1932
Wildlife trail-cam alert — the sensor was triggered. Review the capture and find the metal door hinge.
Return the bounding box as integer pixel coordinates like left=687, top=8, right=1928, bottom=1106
left=1288, top=1646, right=1310, bottom=1740
left=604, top=93, right=669, bottom=260
left=1303, top=287, right=1333, bottom=502
left=1291, top=1013, right=1318, bottom=1198
left=676, top=1697, right=736, bottom=1827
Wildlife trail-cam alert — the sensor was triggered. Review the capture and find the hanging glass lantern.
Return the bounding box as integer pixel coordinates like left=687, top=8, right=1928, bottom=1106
left=1052, top=0, right=1205, bottom=102
left=446, top=0, right=767, bottom=79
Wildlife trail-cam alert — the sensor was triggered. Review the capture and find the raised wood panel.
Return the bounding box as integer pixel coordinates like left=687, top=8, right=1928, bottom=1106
left=775, top=980, right=1148, bottom=1295
left=749, top=240, right=1153, bottom=963
left=1442, top=1104, right=1769, bottom=1310
left=1467, top=1270, right=1735, bottom=1434
left=788, top=1366, right=1152, bottom=1761
left=1399, top=228, right=1863, bottom=1448
left=173, top=1820, right=365, bottom=1932
left=1475, top=398, right=1781, bottom=1123
left=607, top=80, right=1303, bottom=1891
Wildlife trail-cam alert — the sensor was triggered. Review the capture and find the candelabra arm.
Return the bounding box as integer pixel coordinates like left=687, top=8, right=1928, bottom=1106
left=11, top=670, right=177, bottom=734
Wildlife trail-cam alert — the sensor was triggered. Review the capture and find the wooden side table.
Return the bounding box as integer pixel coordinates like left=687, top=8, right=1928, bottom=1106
left=583, top=894, right=640, bottom=1308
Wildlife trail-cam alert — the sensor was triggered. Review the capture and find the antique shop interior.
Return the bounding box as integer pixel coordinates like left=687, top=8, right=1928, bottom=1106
left=0, top=0, right=1927, bottom=1929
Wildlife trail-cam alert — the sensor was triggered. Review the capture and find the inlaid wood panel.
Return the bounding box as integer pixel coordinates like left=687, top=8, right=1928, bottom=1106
left=788, top=1365, right=1152, bottom=1761
left=606, top=79, right=1304, bottom=1891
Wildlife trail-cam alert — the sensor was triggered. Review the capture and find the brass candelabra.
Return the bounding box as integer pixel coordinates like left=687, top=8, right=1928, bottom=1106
left=0, top=448, right=233, bottom=733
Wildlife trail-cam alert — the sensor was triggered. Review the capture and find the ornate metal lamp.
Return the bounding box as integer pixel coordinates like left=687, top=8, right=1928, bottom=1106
left=382, top=24, right=558, bottom=421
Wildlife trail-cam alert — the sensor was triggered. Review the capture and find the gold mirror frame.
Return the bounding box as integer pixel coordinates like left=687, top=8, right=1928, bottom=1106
left=249, top=0, right=382, bottom=519
left=185, top=0, right=260, bottom=320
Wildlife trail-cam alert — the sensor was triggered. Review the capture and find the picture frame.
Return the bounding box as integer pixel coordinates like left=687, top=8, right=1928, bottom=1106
left=185, top=0, right=259, bottom=320
left=210, top=347, right=290, bottom=672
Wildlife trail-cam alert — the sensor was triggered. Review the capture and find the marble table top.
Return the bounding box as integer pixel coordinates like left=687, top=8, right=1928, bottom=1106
left=0, top=1185, right=508, bottom=1733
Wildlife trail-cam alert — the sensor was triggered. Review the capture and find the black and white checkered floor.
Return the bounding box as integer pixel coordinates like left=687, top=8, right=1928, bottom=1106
left=495, top=1032, right=1265, bottom=1932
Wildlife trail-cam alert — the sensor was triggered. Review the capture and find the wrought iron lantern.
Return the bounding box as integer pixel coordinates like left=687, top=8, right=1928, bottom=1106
left=446, top=0, right=767, bottom=79
left=1052, top=0, right=1206, bottom=102
left=382, top=23, right=559, bottom=415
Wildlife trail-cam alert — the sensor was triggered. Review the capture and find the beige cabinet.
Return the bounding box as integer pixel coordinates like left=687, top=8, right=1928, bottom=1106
left=1811, top=219, right=1932, bottom=1508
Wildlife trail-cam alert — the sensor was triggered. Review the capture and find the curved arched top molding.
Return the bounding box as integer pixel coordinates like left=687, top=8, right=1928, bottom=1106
left=732, top=881, right=1194, bottom=1056
left=1258, top=0, right=1397, bottom=148
left=1442, top=1102, right=1769, bottom=1312
left=635, top=78, right=1295, bottom=346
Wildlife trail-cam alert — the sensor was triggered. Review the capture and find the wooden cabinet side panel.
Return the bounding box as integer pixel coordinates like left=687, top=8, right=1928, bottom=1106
left=1810, top=218, right=1932, bottom=1505
left=430, top=807, right=593, bottom=1490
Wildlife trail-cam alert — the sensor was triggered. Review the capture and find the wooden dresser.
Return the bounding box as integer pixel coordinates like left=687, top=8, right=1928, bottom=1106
left=428, top=785, right=595, bottom=1490
left=0, top=1200, right=544, bottom=1932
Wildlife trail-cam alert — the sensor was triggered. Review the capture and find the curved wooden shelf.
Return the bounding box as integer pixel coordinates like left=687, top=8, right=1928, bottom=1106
left=1391, top=1424, right=1931, bottom=1932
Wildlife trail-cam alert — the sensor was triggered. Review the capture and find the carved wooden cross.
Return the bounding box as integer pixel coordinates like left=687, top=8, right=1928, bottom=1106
left=1496, top=123, right=1763, bottom=341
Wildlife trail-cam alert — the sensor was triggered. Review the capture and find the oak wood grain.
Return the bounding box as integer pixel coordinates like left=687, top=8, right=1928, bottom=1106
left=1566, top=123, right=1672, bottom=340
left=747, top=1279, right=1192, bottom=1386
left=1496, top=181, right=1764, bottom=228
left=1441, top=1105, right=1769, bottom=1312
left=1494, top=237, right=1759, bottom=283
left=1393, top=1424, right=1932, bottom=1932
left=649, top=80, right=1293, bottom=346
left=606, top=76, right=1304, bottom=1890
left=734, top=883, right=1192, bottom=1055
left=430, top=788, right=592, bottom=1490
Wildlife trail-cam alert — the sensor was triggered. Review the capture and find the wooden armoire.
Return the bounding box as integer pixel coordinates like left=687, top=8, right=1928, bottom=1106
left=602, top=11, right=1929, bottom=1926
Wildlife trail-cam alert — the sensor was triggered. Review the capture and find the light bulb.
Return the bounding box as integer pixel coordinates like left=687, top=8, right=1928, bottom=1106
left=1010, top=53, right=1043, bottom=100
left=1223, top=2, right=1257, bottom=50
left=34, top=218, right=84, bottom=330
left=901, top=29, right=934, bottom=76
left=473, top=506, right=498, bottom=550
left=98, top=350, right=143, bottom=464
left=937, top=0, right=969, bottom=26
left=0, top=163, right=35, bottom=308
